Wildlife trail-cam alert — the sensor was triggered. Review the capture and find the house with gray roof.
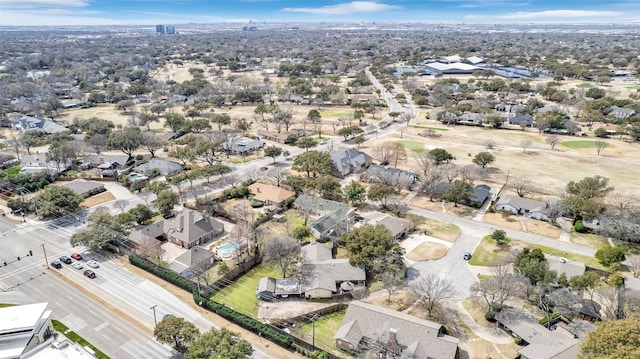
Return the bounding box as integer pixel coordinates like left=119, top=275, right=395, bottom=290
left=63, top=179, right=105, bottom=199
left=11, top=116, right=67, bottom=134
left=496, top=308, right=594, bottom=359
left=507, top=114, right=535, bottom=127
left=495, top=194, right=553, bottom=222
left=609, top=106, right=636, bottom=119
left=470, top=184, right=492, bottom=207
left=169, top=246, right=216, bottom=277
left=300, top=242, right=365, bottom=299
left=294, top=195, right=354, bottom=240
left=329, top=147, right=372, bottom=177
left=361, top=211, right=413, bottom=240
left=134, top=159, right=184, bottom=177
left=81, top=153, right=130, bottom=170
left=223, top=138, right=265, bottom=155
left=334, top=301, right=459, bottom=358
left=362, top=165, right=417, bottom=189
left=256, top=277, right=302, bottom=300
left=129, top=208, right=224, bottom=249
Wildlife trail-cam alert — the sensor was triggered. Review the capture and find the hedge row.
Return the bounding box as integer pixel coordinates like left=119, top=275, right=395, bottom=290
left=129, top=254, right=197, bottom=293
left=192, top=291, right=293, bottom=348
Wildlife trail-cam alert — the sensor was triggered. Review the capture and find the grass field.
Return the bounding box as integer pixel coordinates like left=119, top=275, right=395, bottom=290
left=210, top=263, right=280, bottom=317
left=297, top=310, right=345, bottom=353
left=412, top=125, right=449, bottom=131
left=561, top=140, right=609, bottom=149
left=422, top=217, right=461, bottom=242
left=394, top=140, right=424, bottom=153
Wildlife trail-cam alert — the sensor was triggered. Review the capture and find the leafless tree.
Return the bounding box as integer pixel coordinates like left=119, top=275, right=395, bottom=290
left=414, top=152, right=436, bottom=179
left=459, top=164, right=484, bottom=184
left=379, top=271, right=405, bottom=303
left=510, top=176, right=534, bottom=198
left=472, top=258, right=526, bottom=311
left=410, top=273, right=457, bottom=318
left=520, top=139, right=533, bottom=153
left=421, top=168, right=445, bottom=201
left=114, top=199, right=129, bottom=213
left=268, top=167, right=289, bottom=187
left=595, top=141, right=608, bottom=156
left=389, top=143, right=407, bottom=168
left=545, top=135, right=560, bottom=150
left=370, top=142, right=394, bottom=165
left=264, top=237, right=301, bottom=278
left=330, top=121, right=339, bottom=134
left=628, top=255, right=640, bottom=278
left=607, top=191, right=638, bottom=213
left=440, top=163, right=459, bottom=183
left=485, top=140, right=496, bottom=150
left=388, top=194, right=409, bottom=217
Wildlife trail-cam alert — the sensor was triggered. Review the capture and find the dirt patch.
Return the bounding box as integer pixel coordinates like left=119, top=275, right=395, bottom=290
left=406, top=242, right=448, bottom=261
left=411, top=195, right=476, bottom=218
left=462, top=299, right=494, bottom=329
left=81, top=191, right=116, bottom=208
left=570, top=232, right=610, bottom=250
left=522, top=218, right=562, bottom=238
left=367, top=289, right=414, bottom=312
left=482, top=212, right=522, bottom=231
left=470, top=339, right=508, bottom=359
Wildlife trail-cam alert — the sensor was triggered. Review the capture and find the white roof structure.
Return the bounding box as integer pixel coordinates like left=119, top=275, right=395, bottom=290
left=467, top=56, right=484, bottom=64
left=425, top=62, right=480, bottom=72
left=29, top=340, right=98, bottom=359
left=442, top=55, right=463, bottom=63
left=0, top=303, right=53, bottom=359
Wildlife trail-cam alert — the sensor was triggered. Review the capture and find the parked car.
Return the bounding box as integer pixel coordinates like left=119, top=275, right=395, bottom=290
left=83, top=270, right=96, bottom=279
left=86, top=260, right=99, bottom=268
left=71, top=262, right=83, bottom=270
left=463, top=252, right=472, bottom=260
left=163, top=211, right=176, bottom=219
left=50, top=260, right=62, bottom=269
left=70, top=253, right=82, bottom=260
left=59, top=256, right=72, bottom=264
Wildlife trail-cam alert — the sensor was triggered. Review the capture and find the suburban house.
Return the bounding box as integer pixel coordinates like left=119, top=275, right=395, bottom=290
left=495, top=194, right=554, bottom=222
left=591, top=122, right=619, bottom=136
left=248, top=183, right=295, bottom=207
left=507, top=114, right=535, bottom=127
left=169, top=246, right=216, bottom=277
left=361, top=212, right=413, bottom=240
left=11, top=116, right=67, bottom=134
left=496, top=308, right=594, bottom=359
left=495, top=103, right=526, bottom=113
left=362, top=165, right=417, bottom=189
left=469, top=184, right=492, bottom=207
left=62, top=179, right=106, bottom=198
left=329, top=147, right=373, bottom=177
left=458, top=113, right=485, bottom=126
left=223, top=138, right=265, bottom=155
left=608, top=106, right=636, bottom=119
left=134, top=159, right=184, bottom=177
left=0, top=303, right=55, bottom=359
left=126, top=231, right=163, bottom=260
left=301, top=242, right=366, bottom=299
left=19, top=154, right=72, bottom=177
left=256, top=277, right=303, bottom=300
left=294, top=195, right=354, bottom=239
left=128, top=208, right=224, bottom=249
left=81, top=153, right=130, bottom=171
left=256, top=130, right=289, bottom=143
left=334, top=301, right=460, bottom=359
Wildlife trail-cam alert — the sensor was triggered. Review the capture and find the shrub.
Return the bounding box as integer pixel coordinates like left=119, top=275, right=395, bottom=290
left=595, top=247, right=626, bottom=267
left=292, top=226, right=312, bottom=240
left=250, top=200, right=263, bottom=208
left=129, top=254, right=197, bottom=292
left=485, top=311, right=496, bottom=322
left=514, top=337, right=523, bottom=345
left=574, top=220, right=588, bottom=233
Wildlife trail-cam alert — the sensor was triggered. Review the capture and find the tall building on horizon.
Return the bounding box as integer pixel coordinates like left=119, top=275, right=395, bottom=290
left=165, top=25, right=175, bottom=34
left=155, top=24, right=165, bottom=34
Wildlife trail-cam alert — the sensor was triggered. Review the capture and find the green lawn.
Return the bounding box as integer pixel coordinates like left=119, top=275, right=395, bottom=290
left=210, top=263, right=280, bottom=317
left=285, top=211, right=305, bottom=229
left=412, top=125, right=449, bottom=131
left=0, top=303, right=16, bottom=308
left=561, top=141, right=609, bottom=149
left=68, top=108, right=97, bottom=117
left=469, top=235, right=609, bottom=271
left=394, top=140, right=424, bottom=153
left=298, top=310, right=345, bottom=352
left=320, top=111, right=349, bottom=118
left=6, top=165, right=21, bottom=176
left=52, top=320, right=110, bottom=359
left=423, top=218, right=461, bottom=242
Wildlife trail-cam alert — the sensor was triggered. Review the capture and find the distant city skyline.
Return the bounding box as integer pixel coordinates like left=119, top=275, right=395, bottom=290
left=1, top=0, right=639, bottom=26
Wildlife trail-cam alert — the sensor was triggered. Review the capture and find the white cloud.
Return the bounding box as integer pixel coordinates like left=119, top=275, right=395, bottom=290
left=282, top=1, right=399, bottom=15
left=0, top=0, right=89, bottom=7
left=485, top=10, right=623, bottom=20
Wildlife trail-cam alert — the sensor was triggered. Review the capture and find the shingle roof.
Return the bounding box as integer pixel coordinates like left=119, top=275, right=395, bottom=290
left=330, top=147, right=372, bottom=175
left=134, top=159, right=184, bottom=176
left=334, top=301, right=459, bottom=359
left=497, top=194, right=548, bottom=213
left=63, top=179, right=104, bottom=195
left=248, top=183, right=295, bottom=204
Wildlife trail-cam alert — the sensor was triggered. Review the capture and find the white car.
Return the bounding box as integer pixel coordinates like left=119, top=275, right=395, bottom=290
left=86, top=260, right=99, bottom=268
left=71, top=262, right=83, bottom=270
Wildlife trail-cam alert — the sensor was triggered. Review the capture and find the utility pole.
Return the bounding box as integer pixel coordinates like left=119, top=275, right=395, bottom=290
left=41, top=243, right=49, bottom=269
left=150, top=305, right=157, bottom=326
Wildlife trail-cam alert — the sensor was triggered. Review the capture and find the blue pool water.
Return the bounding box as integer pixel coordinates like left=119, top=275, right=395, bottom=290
left=218, top=241, right=242, bottom=257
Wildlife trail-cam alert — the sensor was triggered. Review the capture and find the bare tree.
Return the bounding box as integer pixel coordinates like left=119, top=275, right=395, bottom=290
left=370, top=142, right=394, bottom=165
left=379, top=271, right=405, bottom=303
left=388, top=194, right=409, bottom=217
left=510, top=176, right=534, bottom=198
left=410, top=273, right=457, bottom=318
left=628, top=255, right=640, bottom=278
left=414, top=152, right=436, bottom=179
left=114, top=199, right=129, bottom=212
left=595, top=141, right=608, bottom=156
left=264, top=237, right=301, bottom=278
left=607, top=191, right=638, bottom=213
left=440, top=163, right=459, bottom=183
left=459, top=164, right=484, bottom=184
left=421, top=169, right=445, bottom=201
left=520, top=139, right=533, bottom=153
left=389, top=143, right=407, bottom=168
left=472, top=258, right=526, bottom=311
left=268, top=167, right=289, bottom=187
left=545, top=135, right=560, bottom=150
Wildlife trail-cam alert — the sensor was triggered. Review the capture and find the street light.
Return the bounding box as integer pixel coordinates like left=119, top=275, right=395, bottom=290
left=41, top=243, right=49, bottom=269
left=150, top=305, right=157, bottom=326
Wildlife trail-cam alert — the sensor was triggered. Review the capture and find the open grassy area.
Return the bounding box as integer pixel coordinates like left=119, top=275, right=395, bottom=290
left=560, top=140, right=608, bottom=149
left=210, top=263, right=280, bottom=317
left=469, top=235, right=609, bottom=271
left=297, top=310, right=345, bottom=353
left=394, top=140, right=424, bottom=153
left=570, top=232, right=610, bottom=250
left=412, top=125, right=449, bottom=131
left=406, top=242, right=448, bottom=261
left=422, top=218, right=461, bottom=242
left=67, top=108, right=98, bottom=117
left=52, top=320, right=110, bottom=359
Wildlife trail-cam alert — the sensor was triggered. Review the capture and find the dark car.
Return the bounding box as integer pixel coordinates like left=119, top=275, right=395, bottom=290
left=83, top=270, right=96, bottom=279
left=163, top=211, right=176, bottom=219
left=70, top=253, right=82, bottom=260
left=59, top=256, right=72, bottom=264
left=50, top=260, right=62, bottom=269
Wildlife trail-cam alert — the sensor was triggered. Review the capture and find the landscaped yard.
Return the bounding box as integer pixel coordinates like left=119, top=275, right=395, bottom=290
left=394, top=140, right=424, bottom=153
left=210, top=263, right=280, bottom=317
left=297, top=310, right=345, bottom=354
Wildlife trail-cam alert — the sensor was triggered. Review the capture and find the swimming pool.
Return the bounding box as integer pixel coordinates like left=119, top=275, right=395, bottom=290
left=128, top=172, right=148, bottom=180
left=218, top=241, right=242, bottom=258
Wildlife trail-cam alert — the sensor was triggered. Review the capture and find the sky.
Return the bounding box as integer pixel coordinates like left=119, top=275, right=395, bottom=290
left=0, top=0, right=638, bottom=26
